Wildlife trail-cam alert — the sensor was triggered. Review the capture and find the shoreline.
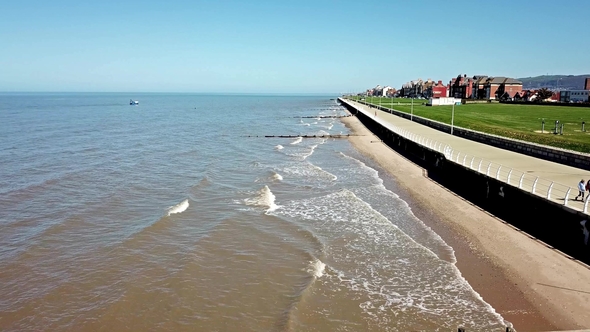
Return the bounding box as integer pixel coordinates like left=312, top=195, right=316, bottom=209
left=340, top=114, right=590, bottom=331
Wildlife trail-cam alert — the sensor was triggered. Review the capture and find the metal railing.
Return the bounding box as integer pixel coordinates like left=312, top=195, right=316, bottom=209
left=348, top=99, right=590, bottom=215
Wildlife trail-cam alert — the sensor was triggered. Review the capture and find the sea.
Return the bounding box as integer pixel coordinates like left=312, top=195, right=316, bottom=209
left=0, top=93, right=509, bottom=331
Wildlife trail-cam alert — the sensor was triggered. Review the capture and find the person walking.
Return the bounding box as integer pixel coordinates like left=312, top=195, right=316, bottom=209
left=576, top=179, right=586, bottom=201
left=586, top=179, right=590, bottom=200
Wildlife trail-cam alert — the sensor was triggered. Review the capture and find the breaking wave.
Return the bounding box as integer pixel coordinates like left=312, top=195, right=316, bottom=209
left=166, top=199, right=189, bottom=216
left=245, top=185, right=279, bottom=214
left=307, top=258, right=326, bottom=278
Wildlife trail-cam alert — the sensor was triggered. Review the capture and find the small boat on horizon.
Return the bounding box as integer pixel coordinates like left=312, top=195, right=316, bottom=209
left=130, top=99, right=139, bottom=105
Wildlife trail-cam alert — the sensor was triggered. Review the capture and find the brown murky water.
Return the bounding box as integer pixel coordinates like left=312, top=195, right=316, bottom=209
left=0, top=94, right=509, bottom=331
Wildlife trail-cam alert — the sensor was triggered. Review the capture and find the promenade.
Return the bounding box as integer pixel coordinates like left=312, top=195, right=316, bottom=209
left=342, top=99, right=590, bottom=216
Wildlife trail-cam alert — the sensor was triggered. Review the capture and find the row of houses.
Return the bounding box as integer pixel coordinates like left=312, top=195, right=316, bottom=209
left=366, top=85, right=397, bottom=97
left=367, top=76, right=590, bottom=103
left=398, top=75, right=524, bottom=100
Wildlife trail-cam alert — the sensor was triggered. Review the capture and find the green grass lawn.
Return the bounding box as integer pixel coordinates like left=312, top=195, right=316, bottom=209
left=347, top=96, right=590, bottom=153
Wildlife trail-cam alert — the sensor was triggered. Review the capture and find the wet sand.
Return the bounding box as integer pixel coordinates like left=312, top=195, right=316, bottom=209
left=341, top=115, right=590, bottom=331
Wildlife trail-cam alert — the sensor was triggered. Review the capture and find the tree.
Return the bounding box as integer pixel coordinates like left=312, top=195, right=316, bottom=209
left=536, top=88, right=553, bottom=102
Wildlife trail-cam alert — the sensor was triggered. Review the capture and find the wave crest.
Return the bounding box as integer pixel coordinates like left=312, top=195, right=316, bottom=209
left=307, top=258, right=326, bottom=278
left=167, top=199, right=189, bottom=216
left=245, top=185, right=279, bottom=213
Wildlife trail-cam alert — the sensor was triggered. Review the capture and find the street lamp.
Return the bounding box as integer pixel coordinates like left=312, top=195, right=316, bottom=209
left=390, top=94, right=393, bottom=114
left=411, top=97, right=414, bottom=121
left=451, top=102, right=455, bottom=135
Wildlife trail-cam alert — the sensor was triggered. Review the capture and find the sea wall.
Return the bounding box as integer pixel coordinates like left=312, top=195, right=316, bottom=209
left=340, top=100, right=590, bottom=264
left=364, top=101, right=590, bottom=171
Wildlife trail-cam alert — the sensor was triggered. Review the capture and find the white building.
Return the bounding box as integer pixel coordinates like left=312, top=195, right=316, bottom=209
left=427, top=97, right=460, bottom=106
left=560, top=90, right=589, bottom=103
left=382, top=86, right=393, bottom=96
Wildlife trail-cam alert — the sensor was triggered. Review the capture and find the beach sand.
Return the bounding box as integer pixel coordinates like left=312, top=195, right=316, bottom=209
left=341, top=115, right=590, bottom=331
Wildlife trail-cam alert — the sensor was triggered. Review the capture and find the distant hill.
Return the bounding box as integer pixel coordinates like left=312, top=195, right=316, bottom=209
left=518, top=74, right=590, bottom=90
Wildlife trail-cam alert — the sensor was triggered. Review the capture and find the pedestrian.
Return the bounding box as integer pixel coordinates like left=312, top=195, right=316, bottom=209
left=586, top=179, right=590, bottom=200
left=576, top=179, right=586, bottom=201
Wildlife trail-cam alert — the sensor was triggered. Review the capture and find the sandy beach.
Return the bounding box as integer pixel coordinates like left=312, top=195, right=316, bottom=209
left=341, top=114, right=590, bottom=331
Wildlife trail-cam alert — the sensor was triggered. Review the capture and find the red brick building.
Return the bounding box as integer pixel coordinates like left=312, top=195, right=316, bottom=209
left=485, top=77, right=523, bottom=100
left=430, top=80, right=448, bottom=98
left=585, top=78, right=590, bottom=90
left=449, top=75, right=474, bottom=99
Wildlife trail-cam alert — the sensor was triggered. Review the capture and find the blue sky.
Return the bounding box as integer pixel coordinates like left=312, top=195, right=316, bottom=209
left=0, top=0, right=588, bottom=93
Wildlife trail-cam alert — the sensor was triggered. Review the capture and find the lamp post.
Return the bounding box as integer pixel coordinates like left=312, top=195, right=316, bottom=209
left=390, top=95, right=393, bottom=114
left=411, top=97, right=414, bottom=121
left=451, top=102, right=455, bottom=135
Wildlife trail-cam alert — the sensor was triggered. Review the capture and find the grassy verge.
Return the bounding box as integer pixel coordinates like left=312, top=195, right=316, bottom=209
left=347, top=96, right=590, bottom=153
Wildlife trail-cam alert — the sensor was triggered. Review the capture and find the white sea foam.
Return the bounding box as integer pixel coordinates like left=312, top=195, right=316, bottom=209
left=312, top=164, right=337, bottom=181
left=283, top=163, right=337, bottom=183
left=338, top=151, right=456, bottom=263
left=307, top=258, right=326, bottom=278
left=316, top=130, right=329, bottom=136
left=276, top=190, right=506, bottom=329
left=302, top=144, right=318, bottom=160
left=275, top=145, right=284, bottom=150
left=291, top=137, right=303, bottom=145
left=166, top=199, right=189, bottom=216
left=272, top=172, right=283, bottom=181
left=245, top=185, right=279, bottom=213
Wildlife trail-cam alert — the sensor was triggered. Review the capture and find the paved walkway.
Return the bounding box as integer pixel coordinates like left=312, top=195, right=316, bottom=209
left=342, top=99, right=590, bottom=215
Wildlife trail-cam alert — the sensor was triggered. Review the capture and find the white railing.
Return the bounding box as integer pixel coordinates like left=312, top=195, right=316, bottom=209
left=349, top=98, right=590, bottom=215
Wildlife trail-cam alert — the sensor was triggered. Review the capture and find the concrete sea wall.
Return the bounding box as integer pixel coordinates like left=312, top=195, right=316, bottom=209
left=340, top=100, right=590, bottom=264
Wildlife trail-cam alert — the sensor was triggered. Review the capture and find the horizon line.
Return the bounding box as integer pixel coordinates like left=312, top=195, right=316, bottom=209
left=0, top=91, right=343, bottom=96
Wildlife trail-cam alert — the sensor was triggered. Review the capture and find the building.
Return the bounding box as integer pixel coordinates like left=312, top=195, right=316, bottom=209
left=384, top=87, right=397, bottom=97
left=471, top=76, right=488, bottom=99
left=513, top=90, right=536, bottom=101
left=382, top=86, right=395, bottom=97
left=427, top=97, right=460, bottom=106
left=560, top=90, right=590, bottom=103
left=424, top=80, right=448, bottom=98
left=449, top=75, right=474, bottom=99
left=366, top=85, right=382, bottom=96
left=484, top=77, right=523, bottom=100
left=585, top=78, right=590, bottom=90
left=400, top=79, right=428, bottom=97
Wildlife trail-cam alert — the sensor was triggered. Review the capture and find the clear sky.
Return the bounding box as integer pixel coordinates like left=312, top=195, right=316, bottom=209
left=0, top=0, right=588, bottom=93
